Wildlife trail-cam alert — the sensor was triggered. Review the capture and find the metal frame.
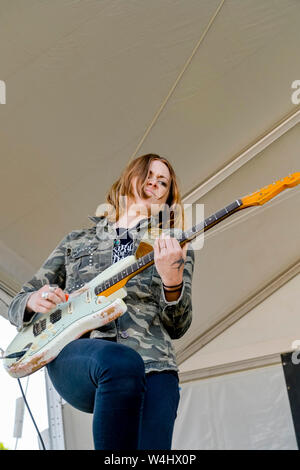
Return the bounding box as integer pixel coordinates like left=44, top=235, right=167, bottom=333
left=179, top=351, right=283, bottom=383
left=44, top=369, right=65, bottom=450
left=182, top=107, right=300, bottom=205
left=177, top=259, right=300, bottom=365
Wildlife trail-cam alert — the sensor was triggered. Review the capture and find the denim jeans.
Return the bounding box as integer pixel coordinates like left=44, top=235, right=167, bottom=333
left=46, top=338, right=180, bottom=450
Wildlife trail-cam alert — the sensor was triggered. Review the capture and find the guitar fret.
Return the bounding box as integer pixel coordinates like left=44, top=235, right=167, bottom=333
left=180, top=200, right=242, bottom=245
left=215, top=208, right=228, bottom=219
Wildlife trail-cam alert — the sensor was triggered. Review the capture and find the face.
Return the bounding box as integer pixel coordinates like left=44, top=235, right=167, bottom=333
left=130, top=159, right=171, bottom=216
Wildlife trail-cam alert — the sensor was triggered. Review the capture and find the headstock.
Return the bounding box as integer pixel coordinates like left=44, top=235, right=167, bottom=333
left=240, top=172, right=300, bottom=208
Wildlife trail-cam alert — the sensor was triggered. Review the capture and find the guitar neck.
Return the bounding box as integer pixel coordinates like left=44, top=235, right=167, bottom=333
left=182, top=198, right=242, bottom=244
left=94, top=199, right=242, bottom=296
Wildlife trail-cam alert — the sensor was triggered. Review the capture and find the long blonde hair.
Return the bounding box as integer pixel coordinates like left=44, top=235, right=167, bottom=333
left=96, top=154, right=185, bottom=229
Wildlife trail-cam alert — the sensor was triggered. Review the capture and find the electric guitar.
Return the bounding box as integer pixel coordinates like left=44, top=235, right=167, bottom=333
left=2, top=172, right=300, bottom=378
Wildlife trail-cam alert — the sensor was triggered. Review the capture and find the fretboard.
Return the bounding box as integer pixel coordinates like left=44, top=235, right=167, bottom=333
left=94, top=199, right=242, bottom=296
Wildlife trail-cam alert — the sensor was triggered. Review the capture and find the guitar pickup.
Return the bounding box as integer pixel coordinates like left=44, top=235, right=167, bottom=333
left=33, top=318, right=47, bottom=337
left=50, top=309, right=62, bottom=324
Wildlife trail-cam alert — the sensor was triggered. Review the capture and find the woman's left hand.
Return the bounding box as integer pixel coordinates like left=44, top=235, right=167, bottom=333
left=154, top=233, right=188, bottom=286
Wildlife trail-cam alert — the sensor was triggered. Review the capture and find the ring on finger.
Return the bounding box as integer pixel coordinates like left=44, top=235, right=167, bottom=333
left=41, top=291, right=49, bottom=300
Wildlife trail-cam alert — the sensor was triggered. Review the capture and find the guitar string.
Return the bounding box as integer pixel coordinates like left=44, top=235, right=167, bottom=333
left=201, top=185, right=300, bottom=244
left=97, top=188, right=297, bottom=291
left=95, top=186, right=300, bottom=293
left=96, top=203, right=240, bottom=293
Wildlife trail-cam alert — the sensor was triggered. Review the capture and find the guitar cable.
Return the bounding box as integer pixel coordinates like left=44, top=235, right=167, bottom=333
left=14, top=376, right=29, bottom=450
left=1, top=346, right=47, bottom=450
left=1, top=347, right=46, bottom=450
left=17, top=377, right=46, bottom=450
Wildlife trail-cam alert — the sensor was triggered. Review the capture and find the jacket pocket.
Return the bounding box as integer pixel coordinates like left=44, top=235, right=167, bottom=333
left=67, top=245, right=98, bottom=269
left=65, top=244, right=99, bottom=289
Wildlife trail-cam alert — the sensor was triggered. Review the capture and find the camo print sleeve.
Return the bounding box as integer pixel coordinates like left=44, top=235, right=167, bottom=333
left=152, top=243, right=195, bottom=339
left=8, top=234, right=69, bottom=331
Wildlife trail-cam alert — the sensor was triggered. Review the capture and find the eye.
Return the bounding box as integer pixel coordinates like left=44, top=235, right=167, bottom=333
left=159, top=181, right=167, bottom=187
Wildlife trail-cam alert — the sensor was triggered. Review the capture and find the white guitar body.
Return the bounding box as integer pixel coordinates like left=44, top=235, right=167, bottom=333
left=3, top=256, right=137, bottom=379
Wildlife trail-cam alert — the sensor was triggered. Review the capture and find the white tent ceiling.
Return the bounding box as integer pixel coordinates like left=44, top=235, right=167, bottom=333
left=1, top=0, right=299, bottom=363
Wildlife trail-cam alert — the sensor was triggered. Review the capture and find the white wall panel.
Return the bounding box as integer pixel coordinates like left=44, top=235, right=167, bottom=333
left=173, top=364, right=297, bottom=450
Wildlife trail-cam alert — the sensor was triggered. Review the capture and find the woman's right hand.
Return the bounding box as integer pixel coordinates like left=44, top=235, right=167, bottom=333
left=26, top=285, right=67, bottom=314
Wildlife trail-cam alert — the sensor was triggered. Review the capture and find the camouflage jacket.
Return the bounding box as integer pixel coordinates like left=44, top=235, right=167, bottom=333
left=8, top=215, right=194, bottom=374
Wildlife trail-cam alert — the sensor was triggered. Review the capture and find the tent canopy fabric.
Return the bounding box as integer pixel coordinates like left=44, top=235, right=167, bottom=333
left=1, top=0, right=299, bottom=360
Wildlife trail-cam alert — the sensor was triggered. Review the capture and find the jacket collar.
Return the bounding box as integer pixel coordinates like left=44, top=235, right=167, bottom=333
left=88, top=214, right=159, bottom=229
left=88, top=214, right=161, bottom=241
left=88, top=215, right=108, bottom=226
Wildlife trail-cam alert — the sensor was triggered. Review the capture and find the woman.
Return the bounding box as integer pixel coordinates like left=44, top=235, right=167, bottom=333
left=8, top=154, right=194, bottom=450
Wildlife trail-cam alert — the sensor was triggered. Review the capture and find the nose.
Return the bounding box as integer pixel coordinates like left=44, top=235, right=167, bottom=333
left=147, top=177, right=158, bottom=186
